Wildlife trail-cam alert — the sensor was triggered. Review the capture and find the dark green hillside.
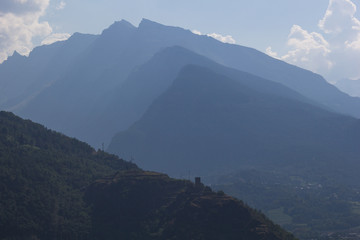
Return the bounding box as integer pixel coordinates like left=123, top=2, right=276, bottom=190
left=0, top=111, right=137, bottom=239
left=0, top=111, right=297, bottom=240
left=85, top=170, right=296, bottom=240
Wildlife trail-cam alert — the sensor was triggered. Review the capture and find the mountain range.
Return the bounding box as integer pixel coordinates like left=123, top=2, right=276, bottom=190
left=108, top=63, right=360, bottom=181
left=1, top=19, right=360, bottom=149
left=2, top=18, right=360, bottom=238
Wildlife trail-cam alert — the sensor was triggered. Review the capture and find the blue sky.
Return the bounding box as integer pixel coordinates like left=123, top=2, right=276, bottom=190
left=1, top=0, right=360, bottom=82
left=44, top=0, right=331, bottom=52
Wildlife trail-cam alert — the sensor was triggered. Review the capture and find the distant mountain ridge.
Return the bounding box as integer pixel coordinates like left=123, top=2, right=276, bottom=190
left=1, top=18, right=360, bottom=149
left=98, top=46, right=316, bottom=151
left=108, top=64, right=360, bottom=181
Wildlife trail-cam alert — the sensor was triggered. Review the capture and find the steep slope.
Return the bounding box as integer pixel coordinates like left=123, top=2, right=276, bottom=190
left=12, top=20, right=140, bottom=148
left=85, top=170, right=296, bottom=240
left=0, top=111, right=137, bottom=239
left=0, top=111, right=296, bottom=240
left=93, top=46, right=314, bottom=150
left=108, top=65, right=360, bottom=180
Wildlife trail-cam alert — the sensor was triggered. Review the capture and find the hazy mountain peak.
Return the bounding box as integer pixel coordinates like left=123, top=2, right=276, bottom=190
left=101, top=19, right=136, bottom=35
left=138, top=18, right=161, bottom=28
left=117, top=19, right=136, bottom=28
left=69, top=32, right=96, bottom=40
left=138, top=18, right=180, bottom=32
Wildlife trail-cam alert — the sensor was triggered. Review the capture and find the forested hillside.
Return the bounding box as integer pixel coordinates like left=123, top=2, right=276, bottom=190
left=0, top=111, right=296, bottom=239
left=0, top=111, right=137, bottom=239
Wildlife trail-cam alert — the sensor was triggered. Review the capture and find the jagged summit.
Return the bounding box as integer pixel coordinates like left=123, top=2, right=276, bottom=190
left=69, top=32, right=98, bottom=40
left=2, top=50, right=26, bottom=64
left=138, top=18, right=161, bottom=28
left=101, top=19, right=136, bottom=35
left=11, top=51, right=22, bottom=57
left=116, top=19, right=136, bottom=28
left=9, top=50, right=26, bottom=60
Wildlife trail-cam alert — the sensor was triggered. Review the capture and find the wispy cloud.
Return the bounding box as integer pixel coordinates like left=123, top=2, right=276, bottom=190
left=265, top=47, right=279, bottom=59
left=267, top=0, right=360, bottom=81
left=56, top=1, right=66, bottom=10
left=41, top=33, right=71, bottom=45
left=191, top=30, right=202, bottom=35
left=191, top=30, right=236, bottom=44
left=207, top=33, right=236, bottom=44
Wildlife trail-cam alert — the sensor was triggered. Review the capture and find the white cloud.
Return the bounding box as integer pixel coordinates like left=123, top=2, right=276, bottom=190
left=191, top=29, right=202, bottom=35
left=318, top=0, right=360, bottom=34
left=265, top=47, right=279, bottom=59
left=345, top=33, right=360, bottom=49
left=268, top=0, right=360, bottom=81
left=41, top=33, right=71, bottom=45
left=56, top=1, right=66, bottom=10
left=191, top=29, right=236, bottom=44
left=207, top=33, right=236, bottom=44
left=281, top=25, right=333, bottom=73
left=0, top=0, right=52, bottom=63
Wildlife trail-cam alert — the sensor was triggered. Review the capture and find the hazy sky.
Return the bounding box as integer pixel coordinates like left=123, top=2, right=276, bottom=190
left=1, top=0, right=359, bottom=82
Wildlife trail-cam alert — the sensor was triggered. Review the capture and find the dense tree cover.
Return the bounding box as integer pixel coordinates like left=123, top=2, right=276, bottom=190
left=0, top=111, right=137, bottom=239
left=0, top=111, right=297, bottom=239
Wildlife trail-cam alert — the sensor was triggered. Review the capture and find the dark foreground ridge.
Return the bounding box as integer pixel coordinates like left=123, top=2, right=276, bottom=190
left=0, top=111, right=137, bottom=239
left=0, top=111, right=296, bottom=240
left=86, top=170, right=297, bottom=240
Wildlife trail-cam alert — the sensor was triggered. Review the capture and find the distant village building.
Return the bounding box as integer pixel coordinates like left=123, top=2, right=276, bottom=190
left=195, top=177, right=201, bottom=187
